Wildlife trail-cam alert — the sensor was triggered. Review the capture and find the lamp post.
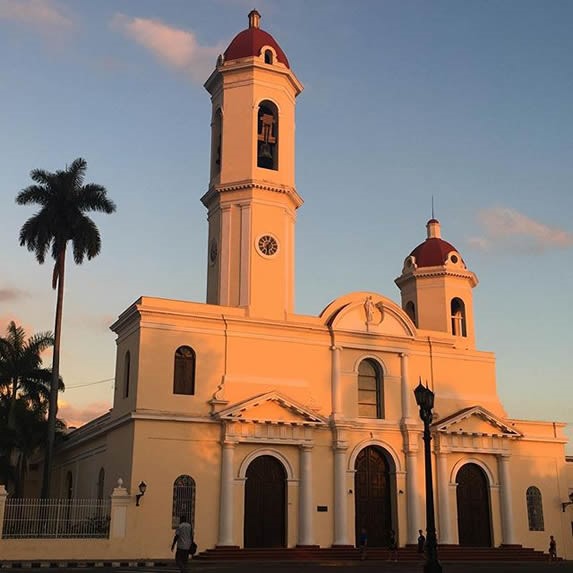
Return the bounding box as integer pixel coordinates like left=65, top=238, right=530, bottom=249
left=135, top=481, right=147, bottom=506
left=414, top=380, right=442, bottom=573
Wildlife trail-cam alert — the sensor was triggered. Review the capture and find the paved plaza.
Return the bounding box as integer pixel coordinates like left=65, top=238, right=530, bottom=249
left=5, top=561, right=573, bottom=573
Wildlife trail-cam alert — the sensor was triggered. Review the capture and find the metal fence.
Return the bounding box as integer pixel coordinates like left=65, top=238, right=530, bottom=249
left=2, top=498, right=111, bottom=539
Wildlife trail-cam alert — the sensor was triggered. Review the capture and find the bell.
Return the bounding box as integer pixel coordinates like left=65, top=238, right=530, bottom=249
left=259, top=142, right=273, bottom=160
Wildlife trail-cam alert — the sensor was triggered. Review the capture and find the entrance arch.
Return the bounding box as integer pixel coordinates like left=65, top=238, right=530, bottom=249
left=244, top=455, right=286, bottom=547
left=456, top=463, right=492, bottom=546
left=354, top=446, right=394, bottom=547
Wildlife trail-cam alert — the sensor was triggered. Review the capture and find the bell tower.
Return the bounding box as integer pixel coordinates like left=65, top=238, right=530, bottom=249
left=395, top=219, right=479, bottom=349
left=202, top=10, right=303, bottom=320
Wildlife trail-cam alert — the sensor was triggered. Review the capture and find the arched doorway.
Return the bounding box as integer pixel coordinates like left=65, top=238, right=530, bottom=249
left=456, top=463, right=492, bottom=546
left=354, top=446, right=394, bottom=547
left=244, top=455, right=286, bottom=547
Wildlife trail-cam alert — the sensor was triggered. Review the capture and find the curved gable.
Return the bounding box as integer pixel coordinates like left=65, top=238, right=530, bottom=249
left=319, top=291, right=415, bottom=337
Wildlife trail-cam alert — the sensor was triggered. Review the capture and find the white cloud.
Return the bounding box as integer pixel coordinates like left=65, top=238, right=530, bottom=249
left=112, top=14, right=223, bottom=83
left=468, top=207, right=573, bottom=253
left=0, top=0, right=72, bottom=29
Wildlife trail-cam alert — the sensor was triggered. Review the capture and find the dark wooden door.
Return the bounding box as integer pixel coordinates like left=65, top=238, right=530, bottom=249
left=456, top=463, right=492, bottom=547
left=354, top=446, right=392, bottom=547
left=244, top=455, right=286, bottom=547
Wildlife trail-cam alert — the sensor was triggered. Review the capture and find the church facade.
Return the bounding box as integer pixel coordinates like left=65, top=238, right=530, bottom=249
left=52, top=11, right=573, bottom=559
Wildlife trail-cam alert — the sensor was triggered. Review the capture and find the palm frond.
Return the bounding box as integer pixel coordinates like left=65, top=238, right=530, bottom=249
left=78, top=183, right=117, bottom=214
left=71, top=216, right=101, bottom=263
left=15, top=185, right=51, bottom=207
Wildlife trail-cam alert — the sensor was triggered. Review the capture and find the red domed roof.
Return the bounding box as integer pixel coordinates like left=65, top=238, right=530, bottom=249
left=408, top=219, right=461, bottom=268
left=224, top=10, right=290, bottom=68
left=410, top=237, right=458, bottom=267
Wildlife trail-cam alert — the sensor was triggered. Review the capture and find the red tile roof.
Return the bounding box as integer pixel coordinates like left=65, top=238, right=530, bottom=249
left=410, top=237, right=458, bottom=267
left=224, top=27, right=290, bottom=68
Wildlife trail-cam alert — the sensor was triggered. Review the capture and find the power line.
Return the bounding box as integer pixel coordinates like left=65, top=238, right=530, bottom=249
left=65, top=377, right=114, bottom=390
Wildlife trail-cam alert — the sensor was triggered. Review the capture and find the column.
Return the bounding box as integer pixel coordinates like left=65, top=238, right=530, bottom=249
left=436, top=451, right=453, bottom=544
left=406, top=451, right=421, bottom=544
left=333, top=444, right=350, bottom=545
left=217, top=440, right=236, bottom=546
left=109, top=478, right=131, bottom=539
left=331, top=345, right=342, bottom=418
left=298, top=444, right=314, bottom=546
left=498, top=454, right=516, bottom=545
left=400, top=353, right=411, bottom=421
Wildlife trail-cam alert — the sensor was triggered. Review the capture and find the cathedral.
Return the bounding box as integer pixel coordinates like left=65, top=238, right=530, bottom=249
left=52, top=11, right=573, bottom=559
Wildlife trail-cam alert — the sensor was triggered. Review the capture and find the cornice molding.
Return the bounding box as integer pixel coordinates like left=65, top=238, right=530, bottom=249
left=201, top=181, right=303, bottom=208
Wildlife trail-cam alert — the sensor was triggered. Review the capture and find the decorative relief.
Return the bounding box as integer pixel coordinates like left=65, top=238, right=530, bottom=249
left=364, top=295, right=384, bottom=328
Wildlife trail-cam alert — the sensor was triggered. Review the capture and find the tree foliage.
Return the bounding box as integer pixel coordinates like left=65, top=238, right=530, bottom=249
left=16, top=158, right=115, bottom=497
left=0, top=322, right=64, bottom=497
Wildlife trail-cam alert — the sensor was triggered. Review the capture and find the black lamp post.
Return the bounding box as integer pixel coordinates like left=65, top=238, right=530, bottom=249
left=414, top=380, right=443, bottom=573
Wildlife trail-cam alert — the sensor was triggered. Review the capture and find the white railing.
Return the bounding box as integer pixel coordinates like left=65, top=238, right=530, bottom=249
left=2, top=498, right=111, bottom=539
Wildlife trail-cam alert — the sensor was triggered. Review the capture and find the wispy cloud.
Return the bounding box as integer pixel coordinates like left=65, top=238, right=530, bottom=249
left=468, top=207, right=573, bottom=253
left=69, top=313, right=116, bottom=332
left=59, top=400, right=111, bottom=429
left=112, top=14, right=224, bottom=83
left=0, top=287, right=29, bottom=302
left=0, top=0, right=73, bottom=30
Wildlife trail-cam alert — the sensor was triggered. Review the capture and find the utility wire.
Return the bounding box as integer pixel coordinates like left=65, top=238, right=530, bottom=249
left=65, top=377, right=114, bottom=390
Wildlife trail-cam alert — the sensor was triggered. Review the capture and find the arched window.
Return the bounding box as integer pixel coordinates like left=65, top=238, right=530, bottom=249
left=124, top=351, right=131, bottom=398
left=264, top=49, right=273, bottom=64
left=358, top=359, right=384, bottom=418
left=172, top=475, right=196, bottom=528
left=97, top=468, right=105, bottom=500
left=526, top=486, right=544, bottom=531
left=257, top=100, right=278, bottom=170
left=405, top=301, right=417, bottom=326
left=451, top=298, right=467, bottom=337
left=173, top=346, right=196, bottom=395
left=211, top=108, right=222, bottom=177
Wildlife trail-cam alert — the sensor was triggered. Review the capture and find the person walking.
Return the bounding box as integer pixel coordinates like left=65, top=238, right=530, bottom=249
left=171, top=515, right=194, bottom=573
left=387, top=529, right=398, bottom=562
left=358, top=528, right=368, bottom=560
left=417, top=529, right=426, bottom=556
left=548, top=535, right=557, bottom=562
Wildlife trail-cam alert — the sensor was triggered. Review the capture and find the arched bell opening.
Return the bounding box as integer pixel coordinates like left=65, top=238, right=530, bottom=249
left=257, top=100, right=278, bottom=170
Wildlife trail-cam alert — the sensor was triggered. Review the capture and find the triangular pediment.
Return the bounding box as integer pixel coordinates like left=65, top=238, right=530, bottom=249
left=214, top=391, right=328, bottom=426
left=433, top=406, right=522, bottom=438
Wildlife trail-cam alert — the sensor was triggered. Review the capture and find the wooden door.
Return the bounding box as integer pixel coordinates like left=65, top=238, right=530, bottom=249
left=456, top=463, right=492, bottom=547
left=354, top=446, right=393, bottom=547
left=244, top=455, right=286, bottom=547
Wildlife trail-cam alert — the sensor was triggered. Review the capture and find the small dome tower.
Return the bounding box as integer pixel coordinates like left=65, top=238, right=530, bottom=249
left=395, top=219, right=478, bottom=348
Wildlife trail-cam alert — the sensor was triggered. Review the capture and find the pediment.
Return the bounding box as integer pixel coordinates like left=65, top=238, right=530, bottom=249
left=319, top=292, right=415, bottom=337
left=214, top=391, right=328, bottom=426
left=434, top=406, right=522, bottom=438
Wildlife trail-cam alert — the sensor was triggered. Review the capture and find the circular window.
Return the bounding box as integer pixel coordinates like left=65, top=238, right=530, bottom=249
left=257, top=235, right=279, bottom=257
left=209, top=239, right=218, bottom=264
left=450, top=254, right=458, bottom=264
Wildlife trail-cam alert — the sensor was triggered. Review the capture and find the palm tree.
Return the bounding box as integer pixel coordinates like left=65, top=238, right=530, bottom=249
left=0, top=321, right=63, bottom=496
left=16, top=158, right=116, bottom=498
left=0, top=321, right=55, bottom=425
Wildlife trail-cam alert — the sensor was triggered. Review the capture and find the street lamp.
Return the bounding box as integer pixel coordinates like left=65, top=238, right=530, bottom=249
left=414, top=379, right=443, bottom=573
left=135, top=481, right=147, bottom=506
left=562, top=492, right=573, bottom=512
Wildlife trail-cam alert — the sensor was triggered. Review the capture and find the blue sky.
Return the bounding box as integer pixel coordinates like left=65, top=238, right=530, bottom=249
left=1, top=0, right=571, bottom=450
